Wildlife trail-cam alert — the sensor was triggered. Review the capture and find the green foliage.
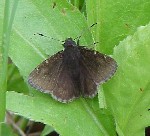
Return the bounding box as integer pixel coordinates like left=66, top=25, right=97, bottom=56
left=104, top=23, right=150, bottom=135
left=0, top=123, right=17, bottom=136
left=86, top=0, right=150, bottom=54
left=0, top=0, right=19, bottom=122
left=0, top=0, right=150, bottom=135
left=7, top=63, right=29, bottom=94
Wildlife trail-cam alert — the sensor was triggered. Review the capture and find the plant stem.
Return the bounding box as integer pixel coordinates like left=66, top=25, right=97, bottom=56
left=0, top=0, right=19, bottom=122
left=0, top=0, right=10, bottom=122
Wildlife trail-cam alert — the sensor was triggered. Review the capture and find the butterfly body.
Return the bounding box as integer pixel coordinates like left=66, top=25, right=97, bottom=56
left=63, top=39, right=81, bottom=80
left=28, top=38, right=117, bottom=103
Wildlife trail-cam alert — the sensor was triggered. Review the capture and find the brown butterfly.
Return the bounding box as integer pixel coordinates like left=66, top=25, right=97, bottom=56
left=28, top=38, right=117, bottom=103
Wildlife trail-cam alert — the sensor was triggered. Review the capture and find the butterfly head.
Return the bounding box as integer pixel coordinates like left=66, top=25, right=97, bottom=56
left=63, top=38, right=77, bottom=48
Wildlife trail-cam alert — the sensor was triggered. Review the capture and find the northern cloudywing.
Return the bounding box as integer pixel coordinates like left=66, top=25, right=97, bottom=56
left=28, top=37, right=117, bottom=103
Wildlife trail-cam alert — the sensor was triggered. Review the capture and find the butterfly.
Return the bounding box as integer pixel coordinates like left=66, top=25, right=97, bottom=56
left=28, top=37, right=117, bottom=103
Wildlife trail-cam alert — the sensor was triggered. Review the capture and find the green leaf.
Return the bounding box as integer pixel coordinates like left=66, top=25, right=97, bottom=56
left=104, top=23, right=150, bottom=135
left=6, top=91, right=116, bottom=136
left=86, top=0, right=150, bottom=54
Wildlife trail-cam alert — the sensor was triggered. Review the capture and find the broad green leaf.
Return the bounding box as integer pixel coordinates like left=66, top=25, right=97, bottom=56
left=2, top=0, right=116, bottom=136
left=86, top=0, right=150, bottom=54
left=6, top=91, right=116, bottom=136
left=104, top=23, right=150, bottom=135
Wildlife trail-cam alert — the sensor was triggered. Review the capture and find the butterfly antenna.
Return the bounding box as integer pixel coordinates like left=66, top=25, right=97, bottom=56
left=74, top=23, right=97, bottom=41
left=35, top=33, right=64, bottom=43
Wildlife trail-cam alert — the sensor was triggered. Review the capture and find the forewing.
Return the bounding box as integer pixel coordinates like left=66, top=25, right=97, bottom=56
left=79, top=47, right=117, bottom=97
left=28, top=51, right=63, bottom=93
left=28, top=51, right=80, bottom=103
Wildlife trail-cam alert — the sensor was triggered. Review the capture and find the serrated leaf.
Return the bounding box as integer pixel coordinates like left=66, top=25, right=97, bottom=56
left=6, top=91, right=116, bottom=136
left=86, top=0, right=150, bottom=54
left=104, top=23, right=150, bottom=135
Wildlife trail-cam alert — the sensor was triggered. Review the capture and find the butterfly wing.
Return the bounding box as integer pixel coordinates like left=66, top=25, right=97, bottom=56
left=51, top=65, right=80, bottom=102
left=28, top=51, right=79, bottom=102
left=79, top=47, right=117, bottom=97
left=79, top=65, right=98, bottom=98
